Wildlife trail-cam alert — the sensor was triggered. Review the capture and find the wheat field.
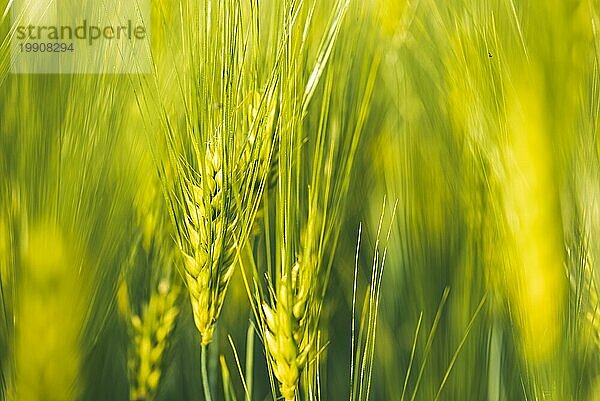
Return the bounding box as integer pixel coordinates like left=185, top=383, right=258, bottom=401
left=1, top=0, right=600, bottom=400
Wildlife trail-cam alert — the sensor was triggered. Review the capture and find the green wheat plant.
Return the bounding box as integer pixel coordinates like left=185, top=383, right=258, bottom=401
left=117, top=175, right=182, bottom=401
left=120, top=278, right=180, bottom=401
left=238, top=2, right=381, bottom=400
left=136, top=1, right=282, bottom=399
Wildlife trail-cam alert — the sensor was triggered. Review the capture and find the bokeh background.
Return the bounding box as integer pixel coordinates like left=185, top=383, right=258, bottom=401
left=1, top=0, right=600, bottom=400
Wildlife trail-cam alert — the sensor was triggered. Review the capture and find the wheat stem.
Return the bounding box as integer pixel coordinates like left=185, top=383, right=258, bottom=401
left=201, top=344, right=213, bottom=401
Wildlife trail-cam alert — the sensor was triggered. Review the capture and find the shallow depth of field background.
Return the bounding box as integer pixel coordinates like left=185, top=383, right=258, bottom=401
left=1, top=0, right=600, bottom=400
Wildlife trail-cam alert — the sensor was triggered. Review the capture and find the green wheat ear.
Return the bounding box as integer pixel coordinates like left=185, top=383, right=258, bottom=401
left=158, top=0, right=279, bottom=353
left=118, top=170, right=181, bottom=401
left=125, top=279, right=180, bottom=401
left=261, top=212, right=321, bottom=401
left=244, top=90, right=279, bottom=237
left=180, top=144, right=238, bottom=345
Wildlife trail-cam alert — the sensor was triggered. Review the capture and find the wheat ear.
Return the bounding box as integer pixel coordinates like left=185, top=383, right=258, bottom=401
left=262, top=216, right=320, bottom=401
left=181, top=144, right=238, bottom=345
left=126, top=280, right=180, bottom=401
left=243, top=90, right=279, bottom=237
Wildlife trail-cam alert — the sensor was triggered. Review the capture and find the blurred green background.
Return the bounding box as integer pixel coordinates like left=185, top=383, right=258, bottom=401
left=1, top=0, right=600, bottom=400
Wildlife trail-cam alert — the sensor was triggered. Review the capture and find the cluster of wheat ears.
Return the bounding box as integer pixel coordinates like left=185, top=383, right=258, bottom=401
left=3, top=0, right=600, bottom=400
left=117, top=0, right=381, bottom=400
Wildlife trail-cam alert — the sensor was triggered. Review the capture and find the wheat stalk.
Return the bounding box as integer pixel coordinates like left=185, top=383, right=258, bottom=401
left=158, top=1, right=280, bottom=397
left=181, top=143, right=238, bottom=345
left=116, top=174, right=180, bottom=401
left=125, top=279, right=180, bottom=401
left=261, top=212, right=321, bottom=401
left=246, top=3, right=376, bottom=399
left=162, top=0, right=278, bottom=351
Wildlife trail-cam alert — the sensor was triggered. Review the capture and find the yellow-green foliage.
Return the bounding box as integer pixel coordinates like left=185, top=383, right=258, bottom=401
left=11, top=221, right=87, bottom=401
